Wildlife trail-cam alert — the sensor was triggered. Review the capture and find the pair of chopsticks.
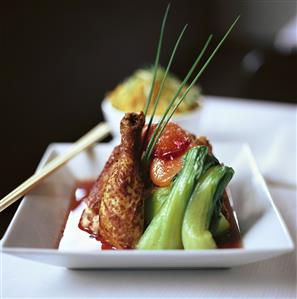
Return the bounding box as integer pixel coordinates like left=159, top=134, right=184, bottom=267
left=0, top=122, right=110, bottom=213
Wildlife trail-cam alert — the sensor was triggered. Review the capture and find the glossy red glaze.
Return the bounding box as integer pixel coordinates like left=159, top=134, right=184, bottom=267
left=142, top=122, right=191, bottom=160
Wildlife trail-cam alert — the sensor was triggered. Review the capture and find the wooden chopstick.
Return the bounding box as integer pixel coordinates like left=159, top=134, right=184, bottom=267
left=0, top=122, right=110, bottom=213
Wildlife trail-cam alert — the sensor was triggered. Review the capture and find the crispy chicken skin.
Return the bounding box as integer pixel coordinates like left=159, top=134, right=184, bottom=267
left=80, top=112, right=145, bottom=245
left=85, top=145, right=121, bottom=209
left=79, top=145, right=121, bottom=236
left=99, top=112, right=145, bottom=249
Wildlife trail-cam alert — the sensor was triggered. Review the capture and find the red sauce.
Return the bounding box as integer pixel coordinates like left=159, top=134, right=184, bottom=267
left=215, top=192, right=242, bottom=249
left=69, top=181, right=94, bottom=211
left=100, top=241, right=115, bottom=250
left=60, top=181, right=242, bottom=250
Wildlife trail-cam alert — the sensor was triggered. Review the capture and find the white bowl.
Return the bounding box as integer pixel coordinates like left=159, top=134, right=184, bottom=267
left=1, top=142, right=294, bottom=269
left=101, top=98, right=203, bottom=138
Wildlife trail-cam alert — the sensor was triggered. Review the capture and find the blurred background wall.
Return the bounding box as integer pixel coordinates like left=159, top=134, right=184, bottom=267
left=0, top=0, right=296, bottom=236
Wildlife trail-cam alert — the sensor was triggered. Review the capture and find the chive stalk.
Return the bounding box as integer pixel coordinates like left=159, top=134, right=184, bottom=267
left=142, top=34, right=213, bottom=168
left=143, top=3, right=171, bottom=117
left=143, top=15, right=240, bottom=167
left=143, top=23, right=188, bottom=145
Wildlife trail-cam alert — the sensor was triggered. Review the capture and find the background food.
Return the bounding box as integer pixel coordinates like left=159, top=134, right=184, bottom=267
left=107, top=67, right=202, bottom=115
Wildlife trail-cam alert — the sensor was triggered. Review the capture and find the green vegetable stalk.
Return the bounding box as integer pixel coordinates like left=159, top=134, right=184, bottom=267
left=182, top=165, right=234, bottom=249
left=213, top=213, right=230, bottom=237
left=137, top=146, right=208, bottom=249
left=145, top=188, right=230, bottom=236
left=144, top=153, right=230, bottom=236
left=144, top=185, right=171, bottom=226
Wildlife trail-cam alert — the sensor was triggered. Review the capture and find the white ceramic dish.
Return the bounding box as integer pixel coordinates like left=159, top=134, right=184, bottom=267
left=1, top=142, right=294, bottom=269
left=101, top=98, right=203, bottom=138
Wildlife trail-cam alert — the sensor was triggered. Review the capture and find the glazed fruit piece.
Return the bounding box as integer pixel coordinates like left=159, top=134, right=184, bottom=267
left=145, top=122, right=213, bottom=187
left=143, top=123, right=191, bottom=160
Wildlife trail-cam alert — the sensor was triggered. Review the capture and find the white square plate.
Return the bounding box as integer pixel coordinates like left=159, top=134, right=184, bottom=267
left=1, top=142, right=294, bottom=269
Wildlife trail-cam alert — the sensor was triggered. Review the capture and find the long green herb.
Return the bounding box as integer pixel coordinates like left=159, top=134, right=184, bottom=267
left=143, top=16, right=240, bottom=166
left=142, top=34, right=213, bottom=167
left=143, top=3, right=170, bottom=117
left=143, top=24, right=188, bottom=146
